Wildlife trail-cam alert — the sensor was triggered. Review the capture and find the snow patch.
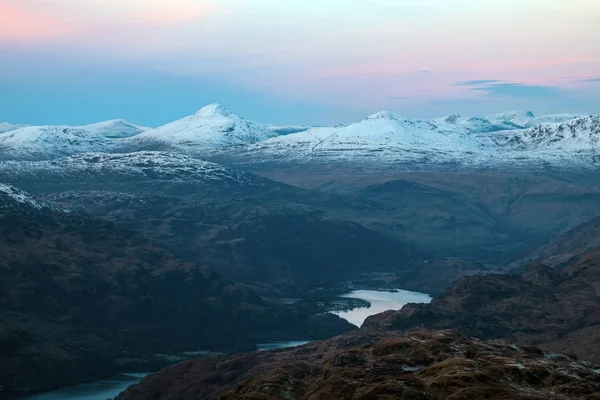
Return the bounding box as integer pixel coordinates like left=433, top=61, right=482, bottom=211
left=0, top=184, right=44, bottom=209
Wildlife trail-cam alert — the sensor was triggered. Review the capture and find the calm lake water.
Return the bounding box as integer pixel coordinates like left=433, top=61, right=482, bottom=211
left=24, top=289, right=430, bottom=399
left=331, top=289, right=432, bottom=327
left=24, top=373, right=148, bottom=400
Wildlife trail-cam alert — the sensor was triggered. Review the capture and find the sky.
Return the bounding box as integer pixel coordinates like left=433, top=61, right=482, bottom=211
left=1, top=0, right=599, bottom=126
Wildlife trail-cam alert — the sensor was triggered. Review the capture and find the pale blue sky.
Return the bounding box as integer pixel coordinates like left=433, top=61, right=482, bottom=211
left=1, top=0, right=598, bottom=126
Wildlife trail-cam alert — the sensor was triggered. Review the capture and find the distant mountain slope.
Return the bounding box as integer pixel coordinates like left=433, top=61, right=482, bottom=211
left=0, top=184, right=354, bottom=393
left=430, top=113, right=521, bottom=132
left=217, top=111, right=488, bottom=167
left=526, top=113, right=580, bottom=127
left=128, top=104, right=278, bottom=153
left=215, top=112, right=600, bottom=169
left=0, top=152, right=421, bottom=289
left=79, top=119, right=149, bottom=138
left=484, top=110, right=579, bottom=128
left=507, top=214, right=600, bottom=271
left=0, top=125, right=114, bottom=159
left=0, top=122, right=28, bottom=134
left=482, top=116, right=600, bottom=152
left=485, top=110, right=536, bottom=127
left=0, top=118, right=147, bottom=160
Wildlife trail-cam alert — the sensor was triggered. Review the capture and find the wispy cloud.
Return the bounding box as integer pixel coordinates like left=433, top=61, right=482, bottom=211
left=577, top=77, right=600, bottom=83
left=452, top=79, right=505, bottom=86
left=468, top=82, right=561, bottom=98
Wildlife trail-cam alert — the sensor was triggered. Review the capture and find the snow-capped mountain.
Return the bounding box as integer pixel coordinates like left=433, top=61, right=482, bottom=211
left=480, top=116, right=600, bottom=153
left=485, top=111, right=536, bottom=128
left=0, top=122, right=28, bottom=134
left=1, top=106, right=598, bottom=168
left=129, top=104, right=278, bottom=154
left=484, top=111, right=580, bottom=129
left=525, top=114, right=580, bottom=128
left=216, top=113, right=600, bottom=169
left=430, top=114, right=521, bottom=133
left=217, top=111, right=489, bottom=166
left=0, top=118, right=148, bottom=160
left=0, top=125, right=118, bottom=160
left=79, top=119, right=149, bottom=138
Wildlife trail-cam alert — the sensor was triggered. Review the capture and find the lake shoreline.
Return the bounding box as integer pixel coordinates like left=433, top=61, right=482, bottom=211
left=13, top=286, right=431, bottom=400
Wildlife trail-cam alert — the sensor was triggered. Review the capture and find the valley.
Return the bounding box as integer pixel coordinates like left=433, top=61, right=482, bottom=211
left=2, top=105, right=600, bottom=399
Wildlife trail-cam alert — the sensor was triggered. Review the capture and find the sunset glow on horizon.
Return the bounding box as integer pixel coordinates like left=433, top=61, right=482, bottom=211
left=1, top=0, right=599, bottom=126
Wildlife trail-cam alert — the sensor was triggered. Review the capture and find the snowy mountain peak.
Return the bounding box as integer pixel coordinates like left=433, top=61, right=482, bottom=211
left=365, top=111, right=412, bottom=122
left=479, top=116, right=600, bottom=154
left=129, top=105, right=278, bottom=153
left=193, top=103, right=233, bottom=118
left=444, top=114, right=462, bottom=123
left=486, top=111, right=536, bottom=128
left=0, top=125, right=122, bottom=160
left=79, top=119, right=149, bottom=138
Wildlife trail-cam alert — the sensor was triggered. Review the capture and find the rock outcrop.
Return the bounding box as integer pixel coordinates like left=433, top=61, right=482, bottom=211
left=117, top=330, right=600, bottom=400
left=365, top=252, right=600, bottom=364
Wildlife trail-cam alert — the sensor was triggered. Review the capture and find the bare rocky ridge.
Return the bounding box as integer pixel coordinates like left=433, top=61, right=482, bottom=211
left=117, top=330, right=600, bottom=400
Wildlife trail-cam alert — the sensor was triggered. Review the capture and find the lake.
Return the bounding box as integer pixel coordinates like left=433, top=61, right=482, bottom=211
left=23, top=289, right=430, bottom=399
left=23, top=373, right=148, bottom=400
left=331, top=289, right=432, bottom=327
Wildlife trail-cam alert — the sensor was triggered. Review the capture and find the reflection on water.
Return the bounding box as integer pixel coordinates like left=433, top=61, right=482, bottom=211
left=22, top=290, right=430, bottom=399
left=256, top=341, right=310, bottom=351
left=331, top=289, right=432, bottom=327
left=25, top=373, right=147, bottom=400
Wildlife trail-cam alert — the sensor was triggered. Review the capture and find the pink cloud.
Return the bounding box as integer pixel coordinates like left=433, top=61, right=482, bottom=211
left=131, top=3, right=217, bottom=26
left=0, top=0, right=218, bottom=45
left=0, top=3, right=73, bottom=42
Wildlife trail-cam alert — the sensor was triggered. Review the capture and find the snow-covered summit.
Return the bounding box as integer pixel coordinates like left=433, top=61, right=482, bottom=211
left=486, top=111, right=536, bottom=128
left=130, top=104, right=278, bottom=153
left=79, top=119, right=149, bottom=138
left=481, top=116, right=600, bottom=152
left=0, top=122, right=28, bottom=134
left=192, top=103, right=234, bottom=118
left=0, top=125, right=118, bottom=160
left=525, top=114, right=580, bottom=128
left=431, top=114, right=520, bottom=133
left=222, top=112, right=488, bottom=166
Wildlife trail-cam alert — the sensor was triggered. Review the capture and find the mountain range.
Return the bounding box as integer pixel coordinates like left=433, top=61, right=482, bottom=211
left=0, top=104, right=595, bottom=167
left=2, top=105, right=600, bottom=271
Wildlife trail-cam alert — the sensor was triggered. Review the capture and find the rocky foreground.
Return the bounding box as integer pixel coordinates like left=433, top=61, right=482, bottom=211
left=118, top=330, right=600, bottom=400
